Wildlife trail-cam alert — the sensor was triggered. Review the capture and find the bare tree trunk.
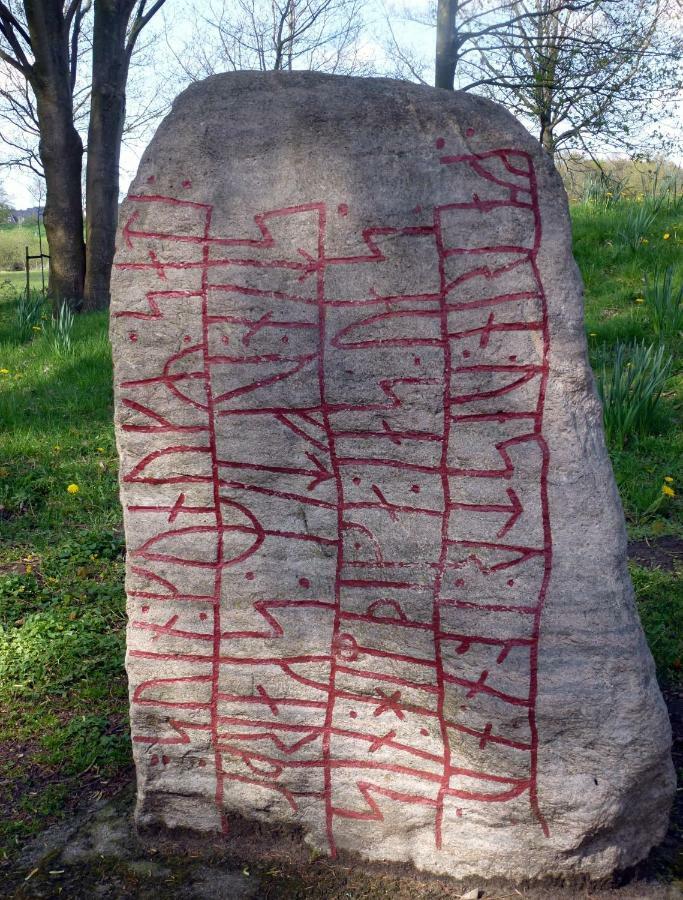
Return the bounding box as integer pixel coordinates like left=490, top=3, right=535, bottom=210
left=435, top=0, right=457, bottom=90
left=83, top=1, right=130, bottom=312
left=24, top=0, right=85, bottom=305
left=540, top=123, right=556, bottom=156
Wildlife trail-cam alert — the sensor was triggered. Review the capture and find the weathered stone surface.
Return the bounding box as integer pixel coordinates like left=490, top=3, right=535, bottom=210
left=110, top=71, right=675, bottom=882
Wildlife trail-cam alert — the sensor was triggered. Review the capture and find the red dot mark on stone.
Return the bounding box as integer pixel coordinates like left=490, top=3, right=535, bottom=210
left=352, top=476, right=361, bottom=486
left=420, top=727, right=429, bottom=736
left=162, top=755, right=170, bottom=766
left=354, top=542, right=362, bottom=550
left=436, top=137, right=445, bottom=149
left=299, top=577, right=310, bottom=589
left=150, top=754, right=159, bottom=765
left=413, top=356, right=421, bottom=366
left=334, top=633, right=359, bottom=662
left=222, top=335, right=230, bottom=344
left=141, top=605, right=149, bottom=613
left=455, top=578, right=465, bottom=588
left=466, top=127, right=475, bottom=137
left=199, top=612, right=207, bottom=621
left=128, top=331, right=138, bottom=342
left=146, top=175, right=156, bottom=184
left=281, top=335, right=289, bottom=344
left=411, top=484, right=420, bottom=494
left=182, top=179, right=192, bottom=188
left=456, top=808, right=463, bottom=817
left=337, top=203, right=348, bottom=216
left=199, top=759, right=207, bottom=767
left=462, top=349, right=471, bottom=358
left=183, top=335, right=191, bottom=343
left=245, top=571, right=254, bottom=580
left=509, top=354, right=517, bottom=361
left=507, top=579, right=514, bottom=587
left=349, top=710, right=358, bottom=719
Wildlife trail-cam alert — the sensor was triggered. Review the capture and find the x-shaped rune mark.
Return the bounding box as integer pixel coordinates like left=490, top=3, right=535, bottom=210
left=373, top=689, right=405, bottom=719
left=368, top=730, right=397, bottom=753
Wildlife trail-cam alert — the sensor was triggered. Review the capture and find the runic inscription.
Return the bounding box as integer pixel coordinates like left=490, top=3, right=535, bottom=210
left=115, top=145, right=552, bottom=855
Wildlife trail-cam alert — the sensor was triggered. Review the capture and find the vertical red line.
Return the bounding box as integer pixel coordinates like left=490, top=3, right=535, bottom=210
left=527, top=162, right=552, bottom=837
left=199, top=205, right=229, bottom=834
left=432, top=205, right=454, bottom=850
left=312, top=203, right=345, bottom=858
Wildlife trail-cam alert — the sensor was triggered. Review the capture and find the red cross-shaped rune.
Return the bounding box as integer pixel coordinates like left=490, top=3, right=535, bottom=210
left=373, top=689, right=405, bottom=719
left=147, top=250, right=167, bottom=280
left=368, top=730, right=397, bottom=753
left=150, top=615, right=178, bottom=641
left=256, top=684, right=280, bottom=716
left=478, top=722, right=493, bottom=750
left=465, top=669, right=490, bottom=699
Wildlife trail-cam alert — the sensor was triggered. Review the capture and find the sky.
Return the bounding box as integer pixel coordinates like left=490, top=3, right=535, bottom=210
left=3, top=0, right=434, bottom=208
left=2, top=0, right=681, bottom=208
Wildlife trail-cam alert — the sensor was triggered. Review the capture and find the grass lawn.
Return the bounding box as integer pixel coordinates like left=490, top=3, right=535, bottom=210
left=0, top=222, right=45, bottom=273
left=0, top=199, right=681, bottom=867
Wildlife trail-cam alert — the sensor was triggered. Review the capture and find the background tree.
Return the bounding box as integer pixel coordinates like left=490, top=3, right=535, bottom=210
left=0, top=1, right=89, bottom=302
left=0, top=1, right=170, bottom=309
left=168, top=0, right=369, bottom=82
left=0, top=179, right=11, bottom=220
left=385, top=0, right=600, bottom=90
left=84, top=0, right=171, bottom=310
left=476, top=0, right=683, bottom=158
left=387, top=0, right=682, bottom=160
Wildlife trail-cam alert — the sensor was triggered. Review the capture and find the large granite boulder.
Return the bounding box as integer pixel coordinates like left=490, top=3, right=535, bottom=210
left=110, top=71, right=674, bottom=882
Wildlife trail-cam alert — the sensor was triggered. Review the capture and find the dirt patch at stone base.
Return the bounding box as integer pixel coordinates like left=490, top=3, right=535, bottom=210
left=628, top=536, right=683, bottom=572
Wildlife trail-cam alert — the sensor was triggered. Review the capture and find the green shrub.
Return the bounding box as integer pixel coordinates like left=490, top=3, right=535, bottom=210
left=595, top=340, right=673, bottom=449
left=645, top=265, right=683, bottom=338
left=13, top=289, right=45, bottom=343
left=46, top=300, right=75, bottom=356
left=616, top=202, right=657, bottom=251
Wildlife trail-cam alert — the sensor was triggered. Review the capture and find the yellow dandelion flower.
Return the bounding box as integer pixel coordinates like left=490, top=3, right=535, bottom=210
left=663, top=233, right=670, bottom=240
left=25, top=564, right=32, bottom=574
left=53, top=445, right=61, bottom=452
left=662, top=484, right=675, bottom=498
left=664, top=476, right=674, bottom=483
left=635, top=298, right=645, bottom=303
left=66, top=483, right=80, bottom=494
left=641, top=238, right=649, bottom=244
left=31, top=325, right=41, bottom=332
left=96, top=447, right=105, bottom=453
left=0, top=369, right=8, bottom=375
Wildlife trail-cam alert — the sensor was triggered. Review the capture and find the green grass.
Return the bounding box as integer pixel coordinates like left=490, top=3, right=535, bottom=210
left=0, top=222, right=45, bottom=272
left=0, top=296, right=127, bottom=857
left=0, top=197, right=681, bottom=861
left=575, top=199, right=683, bottom=532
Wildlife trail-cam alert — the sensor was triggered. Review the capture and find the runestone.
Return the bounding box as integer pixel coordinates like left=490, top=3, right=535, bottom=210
left=111, top=73, right=674, bottom=882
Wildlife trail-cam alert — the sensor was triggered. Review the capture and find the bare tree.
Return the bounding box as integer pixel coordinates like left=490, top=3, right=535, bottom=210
left=169, top=0, right=369, bottom=83
left=385, top=1, right=681, bottom=159
left=0, top=1, right=89, bottom=302
left=386, top=1, right=615, bottom=91
left=84, top=1, right=171, bottom=310
left=477, top=0, right=683, bottom=158
left=0, top=1, right=171, bottom=308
